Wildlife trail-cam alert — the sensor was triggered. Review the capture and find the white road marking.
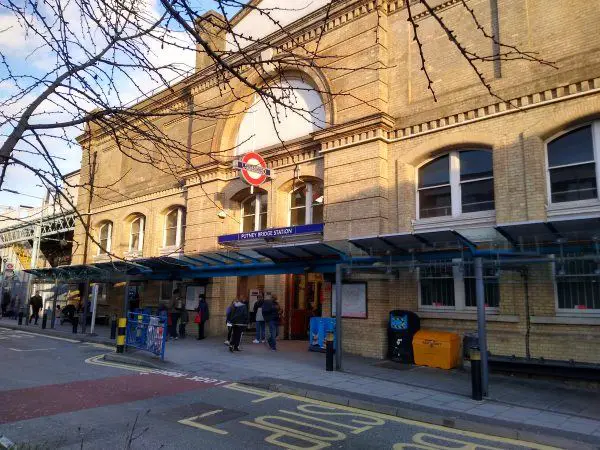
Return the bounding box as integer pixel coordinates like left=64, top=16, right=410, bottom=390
left=178, top=410, right=229, bottom=435
left=8, top=347, right=56, bottom=352
left=0, top=327, right=80, bottom=343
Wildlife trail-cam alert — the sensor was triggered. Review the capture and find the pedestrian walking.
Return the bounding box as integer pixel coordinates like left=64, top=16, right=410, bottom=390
left=196, top=294, right=209, bottom=340
left=224, top=300, right=234, bottom=345
left=1, top=291, right=10, bottom=318
left=227, top=299, right=248, bottom=352
left=179, top=307, right=188, bottom=339
left=262, top=296, right=279, bottom=351
left=29, top=292, right=43, bottom=325
left=253, top=295, right=265, bottom=344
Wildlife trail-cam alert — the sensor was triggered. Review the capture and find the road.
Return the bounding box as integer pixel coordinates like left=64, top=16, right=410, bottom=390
left=0, top=327, right=560, bottom=450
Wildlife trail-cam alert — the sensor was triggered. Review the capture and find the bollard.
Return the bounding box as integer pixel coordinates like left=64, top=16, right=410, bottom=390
left=116, top=318, right=126, bottom=353
left=72, top=316, right=79, bottom=334
left=18, top=311, right=23, bottom=325
left=110, top=317, right=117, bottom=340
left=42, top=312, right=48, bottom=329
left=470, top=346, right=483, bottom=401
left=325, top=331, right=334, bottom=372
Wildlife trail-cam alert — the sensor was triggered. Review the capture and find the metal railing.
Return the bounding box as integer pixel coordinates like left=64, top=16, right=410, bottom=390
left=125, top=312, right=167, bottom=360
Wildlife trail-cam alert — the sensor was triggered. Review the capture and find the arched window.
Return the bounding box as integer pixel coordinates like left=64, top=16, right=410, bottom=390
left=290, top=181, right=324, bottom=226
left=418, top=150, right=494, bottom=219
left=98, top=222, right=112, bottom=255
left=241, top=194, right=268, bottom=232
left=129, top=215, right=145, bottom=253
left=235, top=78, right=326, bottom=155
left=164, top=207, right=185, bottom=248
left=547, top=123, right=600, bottom=203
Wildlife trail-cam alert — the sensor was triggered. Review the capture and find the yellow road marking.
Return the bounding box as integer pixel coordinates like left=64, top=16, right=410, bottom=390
left=179, top=412, right=229, bottom=435
left=84, top=343, right=115, bottom=350
left=84, top=354, right=155, bottom=373
left=228, top=384, right=560, bottom=450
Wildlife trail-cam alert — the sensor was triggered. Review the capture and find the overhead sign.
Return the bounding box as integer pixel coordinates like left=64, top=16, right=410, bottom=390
left=233, top=152, right=273, bottom=187
left=218, top=223, right=324, bottom=244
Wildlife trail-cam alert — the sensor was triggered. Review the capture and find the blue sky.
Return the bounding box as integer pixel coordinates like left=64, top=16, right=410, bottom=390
left=0, top=0, right=243, bottom=209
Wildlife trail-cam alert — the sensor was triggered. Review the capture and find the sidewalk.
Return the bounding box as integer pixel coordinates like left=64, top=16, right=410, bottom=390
left=4, top=319, right=600, bottom=447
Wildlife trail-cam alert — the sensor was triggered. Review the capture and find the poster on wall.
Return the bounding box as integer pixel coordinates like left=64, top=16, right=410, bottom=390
left=185, top=286, right=206, bottom=311
left=331, top=283, right=367, bottom=318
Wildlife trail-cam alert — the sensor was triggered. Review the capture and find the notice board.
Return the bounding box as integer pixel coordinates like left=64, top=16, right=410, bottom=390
left=185, top=285, right=206, bottom=311
left=331, top=282, right=367, bottom=318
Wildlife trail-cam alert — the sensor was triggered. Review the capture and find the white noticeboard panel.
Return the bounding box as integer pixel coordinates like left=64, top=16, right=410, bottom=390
left=332, top=283, right=367, bottom=319
left=185, top=286, right=206, bottom=311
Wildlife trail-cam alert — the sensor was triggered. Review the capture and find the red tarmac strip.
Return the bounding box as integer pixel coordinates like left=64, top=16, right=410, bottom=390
left=0, top=374, right=211, bottom=424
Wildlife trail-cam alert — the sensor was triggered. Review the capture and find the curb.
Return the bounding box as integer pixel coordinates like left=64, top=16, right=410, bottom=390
left=0, top=322, right=114, bottom=347
left=102, top=352, right=173, bottom=370
left=240, top=378, right=600, bottom=450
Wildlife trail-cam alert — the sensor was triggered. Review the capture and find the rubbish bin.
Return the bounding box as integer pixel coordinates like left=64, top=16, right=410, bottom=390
left=463, top=332, right=479, bottom=361
left=387, top=310, right=420, bottom=363
left=413, top=330, right=460, bottom=370
left=309, top=317, right=336, bottom=353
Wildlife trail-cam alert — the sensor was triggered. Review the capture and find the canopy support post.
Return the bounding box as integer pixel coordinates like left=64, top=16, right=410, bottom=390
left=475, top=257, right=489, bottom=396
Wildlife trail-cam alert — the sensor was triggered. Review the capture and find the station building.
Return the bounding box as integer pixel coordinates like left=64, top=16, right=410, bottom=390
left=64, top=0, right=600, bottom=363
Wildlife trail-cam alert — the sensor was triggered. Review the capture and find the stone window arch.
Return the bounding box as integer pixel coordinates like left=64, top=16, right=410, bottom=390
left=97, top=222, right=112, bottom=255
left=163, top=207, right=185, bottom=249
left=289, top=180, right=324, bottom=226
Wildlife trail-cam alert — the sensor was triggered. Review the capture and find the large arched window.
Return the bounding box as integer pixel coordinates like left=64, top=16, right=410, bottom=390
left=290, top=181, right=324, bottom=226
left=98, top=222, right=112, bottom=255
left=547, top=122, right=600, bottom=204
left=235, top=78, right=326, bottom=155
left=163, top=207, right=185, bottom=248
left=418, top=149, right=494, bottom=219
left=241, top=194, right=268, bottom=232
left=129, top=215, right=145, bottom=253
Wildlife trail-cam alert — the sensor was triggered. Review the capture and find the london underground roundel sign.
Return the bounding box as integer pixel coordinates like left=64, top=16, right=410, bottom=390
left=234, top=152, right=273, bottom=187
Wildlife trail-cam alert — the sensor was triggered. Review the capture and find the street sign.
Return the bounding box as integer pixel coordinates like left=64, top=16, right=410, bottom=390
left=4, top=263, right=14, bottom=278
left=233, top=152, right=273, bottom=187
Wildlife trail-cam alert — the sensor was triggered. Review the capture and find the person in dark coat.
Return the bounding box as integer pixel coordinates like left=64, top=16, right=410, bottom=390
left=1, top=291, right=10, bottom=317
left=196, top=294, right=209, bottom=340
left=227, top=299, right=248, bottom=352
left=29, top=292, right=43, bottom=325
left=261, top=296, right=279, bottom=351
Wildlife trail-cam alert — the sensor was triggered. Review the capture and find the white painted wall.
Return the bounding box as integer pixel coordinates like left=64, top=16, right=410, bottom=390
left=226, top=0, right=330, bottom=51
left=235, top=78, right=326, bottom=155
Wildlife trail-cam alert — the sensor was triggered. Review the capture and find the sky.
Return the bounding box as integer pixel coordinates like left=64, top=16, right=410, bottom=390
left=0, top=0, right=243, bottom=209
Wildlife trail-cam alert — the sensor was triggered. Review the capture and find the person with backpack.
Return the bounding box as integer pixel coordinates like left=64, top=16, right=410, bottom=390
left=224, top=300, right=235, bottom=345
left=261, top=296, right=279, bottom=351
left=227, top=298, right=248, bottom=352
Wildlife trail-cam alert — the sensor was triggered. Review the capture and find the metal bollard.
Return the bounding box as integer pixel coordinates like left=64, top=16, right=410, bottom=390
left=110, top=317, right=117, bottom=340
left=116, top=318, right=126, bottom=353
left=470, top=346, right=483, bottom=401
left=18, top=311, right=23, bottom=325
left=325, top=331, right=334, bottom=372
left=42, top=312, right=48, bottom=329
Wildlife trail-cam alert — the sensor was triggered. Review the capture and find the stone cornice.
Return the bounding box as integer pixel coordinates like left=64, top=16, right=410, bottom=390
left=320, top=77, right=600, bottom=153
left=90, top=186, right=185, bottom=215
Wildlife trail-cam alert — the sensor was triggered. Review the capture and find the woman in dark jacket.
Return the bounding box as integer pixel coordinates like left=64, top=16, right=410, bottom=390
left=196, top=294, right=210, bottom=340
left=227, top=300, right=248, bottom=352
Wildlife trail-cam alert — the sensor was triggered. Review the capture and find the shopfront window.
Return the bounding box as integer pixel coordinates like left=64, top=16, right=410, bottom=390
left=241, top=194, right=268, bottom=232
left=289, top=181, right=324, bottom=226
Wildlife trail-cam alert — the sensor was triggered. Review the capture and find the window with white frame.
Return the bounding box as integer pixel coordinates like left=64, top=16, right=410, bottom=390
left=554, top=257, right=600, bottom=311
left=98, top=222, right=112, bottom=255
left=129, top=216, right=145, bottom=253
left=290, top=181, right=324, bottom=226
left=241, top=194, right=268, bottom=232
left=547, top=123, right=600, bottom=204
left=163, top=207, right=185, bottom=248
left=418, top=150, right=495, bottom=219
left=418, top=260, right=500, bottom=310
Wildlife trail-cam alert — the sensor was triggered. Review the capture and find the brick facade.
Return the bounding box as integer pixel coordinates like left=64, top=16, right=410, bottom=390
left=72, top=0, right=600, bottom=362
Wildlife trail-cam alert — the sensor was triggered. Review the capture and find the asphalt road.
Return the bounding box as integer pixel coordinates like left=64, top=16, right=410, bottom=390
left=0, top=326, right=561, bottom=450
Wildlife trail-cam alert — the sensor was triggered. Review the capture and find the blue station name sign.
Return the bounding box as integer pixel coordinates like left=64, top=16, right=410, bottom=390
left=218, top=223, right=324, bottom=244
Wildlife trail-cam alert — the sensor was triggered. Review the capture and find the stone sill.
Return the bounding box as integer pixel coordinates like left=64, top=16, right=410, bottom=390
left=417, top=311, right=519, bottom=322
left=531, top=315, right=600, bottom=325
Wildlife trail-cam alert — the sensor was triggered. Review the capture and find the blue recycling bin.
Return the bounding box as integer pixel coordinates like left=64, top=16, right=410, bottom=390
left=309, top=317, right=336, bottom=352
